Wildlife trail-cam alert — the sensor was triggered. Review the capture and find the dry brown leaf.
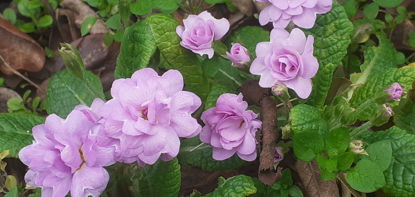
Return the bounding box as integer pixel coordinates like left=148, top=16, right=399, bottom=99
left=232, top=0, right=254, bottom=16
left=0, top=87, right=21, bottom=113
left=0, top=18, right=45, bottom=75
left=391, top=19, right=415, bottom=51
left=60, top=0, right=109, bottom=35
left=294, top=160, right=340, bottom=197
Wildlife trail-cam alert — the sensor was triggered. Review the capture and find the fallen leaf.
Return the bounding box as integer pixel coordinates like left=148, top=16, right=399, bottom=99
left=0, top=17, right=45, bottom=75
left=0, top=87, right=21, bottom=113
left=232, top=0, right=254, bottom=16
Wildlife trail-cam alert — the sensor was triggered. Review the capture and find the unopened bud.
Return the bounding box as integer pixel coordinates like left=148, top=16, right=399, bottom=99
left=274, top=146, right=284, bottom=163
left=349, top=140, right=368, bottom=155
left=281, top=124, right=293, bottom=139
left=371, top=104, right=393, bottom=126
left=272, top=83, right=288, bottom=96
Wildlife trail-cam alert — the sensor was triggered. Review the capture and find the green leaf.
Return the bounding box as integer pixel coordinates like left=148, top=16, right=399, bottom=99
left=4, top=187, right=18, bottom=197
left=288, top=186, right=303, bottom=197
left=130, top=0, right=153, bottom=15
left=59, top=43, right=85, bottom=79
left=326, top=127, right=350, bottom=158
left=225, top=26, right=270, bottom=59
left=18, top=22, right=35, bottom=33
left=46, top=70, right=105, bottom=118
left=145, top=14, right=210, bottom=100
left=293, top=126, right=326, bottom=162
left=279, top=169, right=294, bottom=187
left=363, top=127, right=415, bottom=196
left=0, top=113, right=45, bottom=157
left=316, top=154, right=338, bottom=173
left=394, top=93, right=415, bottom=133
left=305, top=1, right=353, bottom=107
left=204, top=0, right=224, bottom=4
left=131, top=158, right=181, bottom=197
left=363, top=3, right=379, bottom=19
left=205, top=84, right=233, bottom=109
left=204, top=175, right=256, bottom=197
left=81, top=16, right=97, bottom=36
left=37, top=15, right=53, bottom=27
left=3, top=8, right=16, bottom=24
left=373, top=0, right=404, bottom=8
left=341, top=0, right=358, bottom=18
left=337, top=152, right=355, bottom=171
left=153, top=0, right=180, bottom=14
left=347, top=159, right=386, bottom=193
left=7, top=97, right=28, bottom=113
left=105, top=13, right=122, bottom=30
left=115, top=20, right=156, bottom=79
left=178, top=137, right=248, bottom=171
left=202, top=56, right=252, bottom=90
left=118, top=0, right=131, bottom=26
left=365, top=140, right=392, bottom=171
left=17, top=0, right=39, bottom=18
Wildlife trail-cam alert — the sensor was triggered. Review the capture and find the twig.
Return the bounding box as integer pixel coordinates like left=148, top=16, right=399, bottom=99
left=189, top=142, right=205, bottom=152
left=276, top=98, right=298, bottom=108
left=0, top=54, right=44, bottom=93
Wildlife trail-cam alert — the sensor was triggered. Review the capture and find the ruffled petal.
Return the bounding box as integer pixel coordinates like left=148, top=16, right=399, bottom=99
left=71, top=167, right=109, bottom=197
left=212, top=147, right=236, bottom=160
left=284, top=77, right=312, bottom=99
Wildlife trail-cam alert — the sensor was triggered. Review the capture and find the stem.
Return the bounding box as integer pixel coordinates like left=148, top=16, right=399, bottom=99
left=189, top=142, right=205, bottom=152
left=350, top=121, right=373, bottom=138
left=337, top=173, right=362, bottom=197
left=0, top=54, right=44, bottom=93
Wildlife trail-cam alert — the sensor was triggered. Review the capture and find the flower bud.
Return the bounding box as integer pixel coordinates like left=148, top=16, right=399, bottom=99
left=385, top=82, right=403, bottom=101
left=349, top=140, right=368, bottom=155
left=371, top=104, right=393, bottom=126
left=274, top=146, right=284, bottom=163
left=226, top=43, right=251, bottom=68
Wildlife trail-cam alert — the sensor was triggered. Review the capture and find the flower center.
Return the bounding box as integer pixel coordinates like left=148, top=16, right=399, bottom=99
left=142, top=108, right=148, bottom=120
left=76, top=148, right=86, bottom=171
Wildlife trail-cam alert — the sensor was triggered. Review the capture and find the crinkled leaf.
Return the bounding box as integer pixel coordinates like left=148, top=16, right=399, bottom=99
left=115, top=20, right=157, bottom=78
left=305, top=1, right=353, bottom=107
left=326, top=127, right=350, bottom=158
left=363, top=127, right=415, bottom=196
left=130, top=0, right=153, bottom=15
left=46, top=70, right=105, bottom=118
left=131, top=158, right=181, bottom=197
left=347, top=159, right=386, bottom=193
left=145, top=14, right=210, bottom=100
left=178, top=137, right=248, bottom=171
left=204, top=175, right=256, bottom=197
left=153, top=0, right=180, bottom=14
left=0, top=113, right=45, bottom=157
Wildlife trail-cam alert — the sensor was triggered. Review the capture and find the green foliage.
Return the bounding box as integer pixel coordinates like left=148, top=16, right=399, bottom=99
left=130, top=0, right=179, bottom=15
left=178, top=137, right=248, bottom=171
left=363, top=3, right=379, bottom=20
left=37, top=15, right=53, bottom=27
left=145, top=14, right=210, bottom=100
left=115, top=20, right=157, bottom=78
left=347, top=159, right=386, bottom=193
left=251, top=170, right=303, bottom=197
left=394, top=90, right=415, bottom=133
left=365, top=140, right=392, bottom=171
left=204, top=175, right=256, bottom=197
left=130, top=0, right=153, bottom=15
left=131, top=158, right=181, bottom=197
left=373, top=0, right=404, bottom=8
left=225, top=26, right=270, bottom=59
left=105, top=13, right=123, bottom=30
left=3, top=8, right=17, bottom=24
left=81, top=16, right=97, bottom=36
left=363, top=127, right=415, bottom=196
left=4, top=187, right=17, bottom=197
left=305, top=1, right=353, bottom=107
left=46, top=70, right=105, bottom=118
left=59, top=43, right=86, bottom=79
left=14, top=0, right=55, bottom=33
left=205, top=84, right=233, bottom=109
left=409, top=31, right=415, bottom=47
left=0, top=113, right=45, bottom=157
left=341, top=0, right=358, bottom=18
left=83, top=0, right=119, bottom=18
left=326, top=127, right=350, bottom=158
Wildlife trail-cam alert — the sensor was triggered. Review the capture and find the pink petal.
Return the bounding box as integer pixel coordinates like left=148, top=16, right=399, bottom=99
left=286, top=28, right=306, bottom=54
left=284, top=77, right=312, bottom=99
left=140, top=127, right=167, bottom=156
left=255, top=42, right=272, bottom=58
left=270, top=0, right=288, bottom=9
left=171, top=113, right=201, bottom=138
left=250, top=57, right=267, bottom=75
left=71, top=167, right=109, bottom=197
left=198, top=11, right=229, bottom=40
left=300, top=53, right=319, bottom=78
left=212, top=147, right=236, bottom=160
left=302, top=0, right=317, bottom=8
left=259, top=5, right=282, bottom=26
left=161, top=130, right=180, bottom=158
left=176, top=25, right=184, bottom=37
left=160, top=70, right=184, bottom=96
left=270, top=28, right=289, bottom=43
left=258, top=72, right=276, bottom=88
left=138, top=151, right=161, bottom=165
left=292, top=9, right=317, bottom=29
left=237, top=132, right=256, bottom=155
left=191, top=48, right=215, bottom=59
left=171, top=91, right=201, bottom=112
left=273, top=18, right=291, bottom=29
left=200, top=126, right=212, bottom=144
left=237, top=151, right=257, bottom=161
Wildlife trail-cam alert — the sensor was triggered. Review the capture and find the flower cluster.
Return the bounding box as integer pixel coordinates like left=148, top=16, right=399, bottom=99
left=200, top=93, right=261, bottom=161
left=19, top=68, right=202, bottom=196
left=257, top=0, right=332, bottom=29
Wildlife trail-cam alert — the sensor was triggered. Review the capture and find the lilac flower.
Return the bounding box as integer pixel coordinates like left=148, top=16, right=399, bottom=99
left=385, top=82, right=403, bottom=100
left=98, top=68, right=202, bottom=166
left=19, top=106, right=116, bottom=197
left=257, top=0, right=332, bottom=29
left=226, top=43, right=251, bottom=67
left=200, top=93, right=261, bottom=161
left=274, top=146, right=284, bottom=163
left=250, top=28, right=319, bottom=99
left=176, top=11, right=230, bottom=59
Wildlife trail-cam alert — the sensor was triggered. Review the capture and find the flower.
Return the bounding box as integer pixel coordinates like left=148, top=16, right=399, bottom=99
left=98, top=68, right=202, bottom=166
left=385, top=82, right=403, bottom=100
left=176, top=11, right=230, bottom=59
left=19, top=106, right=116, bottom=197
left=250, top=28, right=318, bottom=99
left=257, top=0, right=332, bottom=29
left=226, top=43, right=251, bottom=67
left=200, top=93, right=261, bottom=161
